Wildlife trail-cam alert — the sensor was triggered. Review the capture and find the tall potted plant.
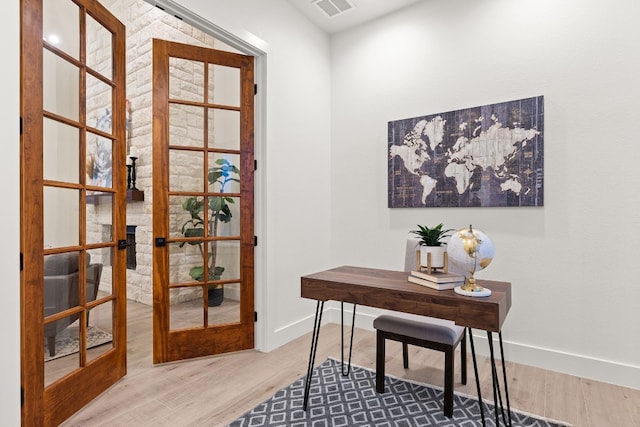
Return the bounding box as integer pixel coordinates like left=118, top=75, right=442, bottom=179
left=410, top=223, right=453, bottom=269
left=180, top=158, right=239, bottom=306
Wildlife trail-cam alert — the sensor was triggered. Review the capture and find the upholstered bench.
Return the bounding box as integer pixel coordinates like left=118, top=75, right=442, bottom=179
left=373, top=313, right=467, bottom=417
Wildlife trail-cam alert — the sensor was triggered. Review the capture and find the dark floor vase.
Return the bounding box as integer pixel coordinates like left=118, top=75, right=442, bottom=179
left=208, top=287, right=224, bottom=307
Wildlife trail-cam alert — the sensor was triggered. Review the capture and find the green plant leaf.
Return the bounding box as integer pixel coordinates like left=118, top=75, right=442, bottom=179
left=208, top=170, right=223, bottom=184
left=409, top=223, right=453, bottom=246
left=184, top=228, right=204, bottom=239
left=209, top=196, right=226, bottom=212
left=212, top=266, right=225, bottom=279
left=189, top=266, right=204, bottom=281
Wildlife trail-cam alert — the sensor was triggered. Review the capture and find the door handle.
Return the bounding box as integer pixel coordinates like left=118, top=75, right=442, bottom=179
left=117, top=239, right=131, bottom=250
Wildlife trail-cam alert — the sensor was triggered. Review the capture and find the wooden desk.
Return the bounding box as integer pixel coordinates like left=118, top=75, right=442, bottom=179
left=301, top=265, right=511, bottom=332
left=301, top=265, right=513, bottom=426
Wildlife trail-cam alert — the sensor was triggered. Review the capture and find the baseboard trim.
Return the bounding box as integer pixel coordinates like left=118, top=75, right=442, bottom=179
left=272, top=304, right=640, bottom=390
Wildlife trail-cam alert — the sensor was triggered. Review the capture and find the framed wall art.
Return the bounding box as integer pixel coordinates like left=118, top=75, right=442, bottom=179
left=388, top=96, right=544, bottom=208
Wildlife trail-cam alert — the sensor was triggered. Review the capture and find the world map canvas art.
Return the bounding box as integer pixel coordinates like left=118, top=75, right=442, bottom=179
left=388, top=96, right=544, bottom=208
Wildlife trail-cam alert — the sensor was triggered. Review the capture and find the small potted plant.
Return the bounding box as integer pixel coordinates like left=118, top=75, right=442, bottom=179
left=180, top=158, right=239, bottom=306
left=410, top=223, right=453, bottom=269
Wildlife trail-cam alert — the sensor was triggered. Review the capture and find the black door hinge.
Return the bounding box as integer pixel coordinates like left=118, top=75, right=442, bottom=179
left=20, top=253, right=23, bottom=271
left=254, top=84, right=257, bottom=95
left=20, top=117, right=22, bottom=135
left=21, top=387, right=24, bottom=407
left=254, top=159, right=257, bottom=171
left=254, top=311, right=258, bottom=322
left=254, top=236, right=258, bottom=246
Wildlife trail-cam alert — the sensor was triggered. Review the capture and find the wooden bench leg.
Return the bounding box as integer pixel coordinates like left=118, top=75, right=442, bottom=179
left=376, top=330, right=386, bottom=393
left=444, top=346, right=454, bottom=417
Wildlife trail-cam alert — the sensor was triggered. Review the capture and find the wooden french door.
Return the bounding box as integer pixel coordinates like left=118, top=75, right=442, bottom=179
left=152, top=39, right=255, bottom=363
left=21, top=0, right=127, bottom=425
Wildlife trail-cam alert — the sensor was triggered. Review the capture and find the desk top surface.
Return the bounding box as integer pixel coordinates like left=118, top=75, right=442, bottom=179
left=301, top=265, right=511, bottom=332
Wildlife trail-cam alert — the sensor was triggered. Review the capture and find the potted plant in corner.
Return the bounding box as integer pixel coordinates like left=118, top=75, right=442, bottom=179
left=410, top=223, right=453, bottom=270
left=180, top=158, right=240, bottom=307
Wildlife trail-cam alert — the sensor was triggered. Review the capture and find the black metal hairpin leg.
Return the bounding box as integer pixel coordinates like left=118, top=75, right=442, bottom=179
left=468, top=328, right=486, bottom=427
left=487, top=331, right=512, bottom=427
left=341, top=302, right=356, bottom=376
left=499, top=331, right=512, bottom=426
left=303, top=300, right=324, bottom=411
left=488, top=332, right=504, bottom=426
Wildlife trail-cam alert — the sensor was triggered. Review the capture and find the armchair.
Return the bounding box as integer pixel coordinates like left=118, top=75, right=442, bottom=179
left=43, top=252, right=103, bottom=357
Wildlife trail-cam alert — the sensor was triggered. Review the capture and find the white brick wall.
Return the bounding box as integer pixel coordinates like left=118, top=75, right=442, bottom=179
left=89, top=0, right=234, bottom=306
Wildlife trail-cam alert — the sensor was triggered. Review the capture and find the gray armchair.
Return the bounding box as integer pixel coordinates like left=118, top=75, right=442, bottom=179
left=44, top=252, right=103, bottom=357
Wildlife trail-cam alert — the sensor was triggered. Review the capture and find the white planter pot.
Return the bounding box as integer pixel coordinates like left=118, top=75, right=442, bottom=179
left=419, top=246, right=447, bottom=269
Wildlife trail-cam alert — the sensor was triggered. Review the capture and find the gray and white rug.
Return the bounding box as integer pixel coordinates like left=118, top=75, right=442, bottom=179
left=228, top=357, right=571, bottom=427
left=44, top=322, right=112, bottom=362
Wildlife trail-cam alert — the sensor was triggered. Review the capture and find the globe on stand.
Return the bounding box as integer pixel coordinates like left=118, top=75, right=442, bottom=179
left=447, top=225, right=495, bottom=297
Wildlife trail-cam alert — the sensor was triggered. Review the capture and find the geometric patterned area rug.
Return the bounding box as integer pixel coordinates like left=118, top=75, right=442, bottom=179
left=44, top=322, right=112, bottom=362
left=228, top=357, right=572, bottom=427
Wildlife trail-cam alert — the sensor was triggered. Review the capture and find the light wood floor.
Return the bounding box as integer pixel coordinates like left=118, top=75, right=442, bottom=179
left=60, top=299, right=640, bottom=427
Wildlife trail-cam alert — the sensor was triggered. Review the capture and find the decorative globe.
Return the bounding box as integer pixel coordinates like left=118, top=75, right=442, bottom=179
left=447, top=226, right=494, bottom=293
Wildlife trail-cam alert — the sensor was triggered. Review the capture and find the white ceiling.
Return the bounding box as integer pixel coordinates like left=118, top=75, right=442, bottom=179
left=285, top=0, right=425, bottom=34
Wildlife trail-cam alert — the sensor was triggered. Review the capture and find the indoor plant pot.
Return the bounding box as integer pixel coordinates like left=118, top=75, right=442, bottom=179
left=208, top=287, right=224, bottom=307
left=419, top=245, right=447, bottom=268
left=410, top=223, right=454, bottom=269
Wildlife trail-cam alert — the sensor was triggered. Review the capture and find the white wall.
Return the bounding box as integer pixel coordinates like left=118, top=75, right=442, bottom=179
left=330, top=0, right=640, bottom=389
left=2, top=0, right=21, bottom=423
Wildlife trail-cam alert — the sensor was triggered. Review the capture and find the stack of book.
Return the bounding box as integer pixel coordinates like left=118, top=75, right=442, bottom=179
left=408, top=270, right=465, bottom=290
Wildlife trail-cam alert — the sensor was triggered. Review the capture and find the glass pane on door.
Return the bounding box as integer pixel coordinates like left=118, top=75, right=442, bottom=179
left=43, top=49, right=79, bottom=121
left=87, top=131, right=114, bottom=188
left=43, top=0, right=80, bottom=59
left=208, top=109, right=240, bottom=150
left=87, top=247, right=112, bottom=299
left=207, top=153, right=241, bottom=193
left=169, top=287, right=203, bottom=329
left=85, top=300, right=113, bottom=363
left=169, top=57, right=204, bottom=102
left=86, top=74, right=113, bottom=133
left=208, top=64, right=240, bottom=107
left=86, top=14, right=113, bottom=80
left=169, top=242, right=206, bottom=284
left=207, top=196, right=240, bottom=237
left=86, top=192, right=113, bottom=244
left=168, top=195, right=203, bottom=239
left=208, top=283, right=240, bottom=325
left=44, top=187, right=79, bottom=248
left=170, top=104, right=205, bottom=147
left=169, top=150, right=203, bottom=192
left=44, top=313, right=81, bottom=387
left=208, top=240, right=240, bottom=282
left=44, top=118, right=80, bottom=184
left=43, top=250, right=82, bottom=385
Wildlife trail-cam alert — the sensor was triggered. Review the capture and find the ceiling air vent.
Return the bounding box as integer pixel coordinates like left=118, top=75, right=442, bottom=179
left=312, top=0, right=354, bottom=17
